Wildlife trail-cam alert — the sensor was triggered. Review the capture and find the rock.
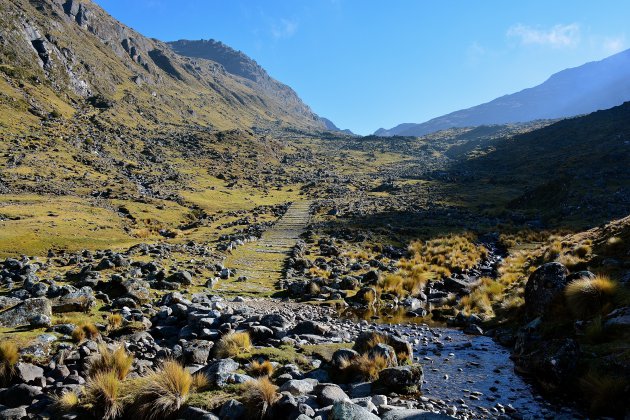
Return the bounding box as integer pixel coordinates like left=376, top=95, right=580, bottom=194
left=443, top=277, right=471, bottom=294
left=381, top=409, right=457, bottom=420
left=353, top=287, right=377, bottom=306
left=376, top=365, right=423, bottom=393
left=29, top=314, right=51, bottom=328
left=329, top=401, right=380, bottom=420
left=260, top=314, right=290, bottom=329
left=0, top=407, right=28, bottom=420
left=198, top=358, right=239, bottom=382
left=219, top=399, right=245, bottom=420
left=183, top=340, right=214, bottom=365
left=604, top=306, right=630, bottom=328
left=52, top=286, right=95, bottom=313
left=513, top=336, right=580, bottom=388
left=0, top=384, right=41, bottom=407
left=463, top=324, right=484, bottom=335
left=368, top=343, right=398, bottom=366
left=292, top=321, right=330, bottom=336
left=0, top=298, right=52, bottom=328
left=176, top=406, right=219, bottom=419
left=278, top=379, right=316, bottom=395
left=371, top=394, right=387, bottom=406
left=14, top=363, right=44, bottom=383
left=524, top=263, right=569, bottom=317
left=166, top=271, right=193, bottom=285
left=316, top=383, right=350, bottom=406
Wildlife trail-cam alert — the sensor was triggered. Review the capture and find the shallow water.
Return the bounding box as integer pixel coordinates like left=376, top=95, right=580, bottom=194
left=372, top=322, right=581, bottom=419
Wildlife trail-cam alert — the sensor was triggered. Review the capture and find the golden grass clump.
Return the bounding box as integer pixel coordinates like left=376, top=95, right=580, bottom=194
left=339, top=353, right=390, bottom=381
left=0, top=342, right=19, bottom=386
left=215, top=332, right=252, bottom=358
left=88, top=344, right=134, bottom=380
left=242, top=377, right=279, bottom=419
left=191, top=371, right=209, bottom=391
left=132, top=360, right=193, bottom=420
left=249, top=360, right=274, bottom=377
left=54, top=390, right=80, bottom=412
left=107, top=313, right=123, bottom=330
left=84, top=370, right=123, bottom=420
left=580, top=370, right=629, bottom=417
left=564, top=275, right=620, bottom=319
left=72, top=321, right=101, bottom=343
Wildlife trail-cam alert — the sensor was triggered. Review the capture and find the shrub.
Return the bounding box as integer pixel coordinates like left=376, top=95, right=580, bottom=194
left=215, top=332, right=252, bottom=358
left=248, top=360, right=274, bottom=377
left=0, top=342, right=19, bottom=386
left=565, top=275, right=619, bottom=318
left=131, top=360, right=192, bottom=420
left=88, top=344, right=133, bottom=380
left=242, top=377, right=279, bottom=419
left=84, top=370, right=123, bottom=420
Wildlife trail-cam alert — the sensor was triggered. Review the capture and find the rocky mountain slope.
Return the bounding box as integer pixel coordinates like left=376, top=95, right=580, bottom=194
left=0, top=0, right=325, bottom=133
left=376, top=48, right=630, bottom=136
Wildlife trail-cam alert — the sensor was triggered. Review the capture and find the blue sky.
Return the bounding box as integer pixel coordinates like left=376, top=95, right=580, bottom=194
left=95, top=0, right=628, bottom=135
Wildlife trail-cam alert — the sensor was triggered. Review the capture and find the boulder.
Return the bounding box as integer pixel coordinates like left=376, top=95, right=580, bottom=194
left=0, top=298, right=52, bottom=328
left=316, top=383, right=350, bottom=406
left=0, top=384, right=42, bottom=407
left=0, top=407, right=28, bottom=420
left=381, top=410, right=457, bottom=420
left=219, top=399, right=245, bottom=420
left=524, top=263, right=569, bottom=317
left=166, top=271, right=193, bottom=285
left=14, top=363, right=44, bottom=384
left=52, top=286, right=95, bottom=313
left=292, top=320, right=330, bottom=336
left=375, top=365, right=423, bottom=393
left=278, top=379, right=316, bottom=395
left=329, top=401, right=380, bottom=420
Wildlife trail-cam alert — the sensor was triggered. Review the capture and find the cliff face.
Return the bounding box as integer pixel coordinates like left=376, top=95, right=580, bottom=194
left=0, top=0, right=325, bottom=132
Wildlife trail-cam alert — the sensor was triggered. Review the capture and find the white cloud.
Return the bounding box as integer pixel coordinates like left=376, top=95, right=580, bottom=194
left=271, top=19, right=298, bottom=40
left=507, top=23, right=581, bottom=48
left=601, top=36, right=626, bottom=54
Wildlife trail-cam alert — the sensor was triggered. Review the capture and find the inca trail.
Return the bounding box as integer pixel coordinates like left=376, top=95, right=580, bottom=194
left=218, top=200, right=314, bottom=295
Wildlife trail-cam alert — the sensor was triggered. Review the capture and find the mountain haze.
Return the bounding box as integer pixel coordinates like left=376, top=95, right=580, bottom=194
left=376, top=48, right=630, bottom=136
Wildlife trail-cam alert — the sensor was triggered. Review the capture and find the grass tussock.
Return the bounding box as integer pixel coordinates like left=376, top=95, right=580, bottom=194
left=339, top=353, right=390, bottom=382
left=242, top=377, right=279, bottom=419
left=248, top=360, right=274, bottom=377
left=579, top=370, right=630, bottom=417
left=0, top=342, right=19, bottom=386
left=192, top=372, right=209, bottom=391
left=54, top=390, right=80, bottom=412
left=84, top=370, right=123, bottom=420
left=88, top=344, right=134, bottom=380
left=131, top=360, right=193, bottom=420
left=72, top=321, right=101, bottom=343
left=565, top=275, right=620, bottom=319
left=378, top=233, right=487, bottom=299
left=215, top=332, right=252, bottom=358
left=459, top=277, right=505, bottom=316
left=107, top=313, right=123, bottom=330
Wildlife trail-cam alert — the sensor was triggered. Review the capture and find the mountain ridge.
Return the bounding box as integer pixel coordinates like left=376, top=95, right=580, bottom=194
left=0, top=0, right=327, bottom=133
left=376, top=48, right=630, bottom=137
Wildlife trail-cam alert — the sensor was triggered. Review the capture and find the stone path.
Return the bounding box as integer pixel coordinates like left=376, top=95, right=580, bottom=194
left=219, top=200, right=313, bottom=295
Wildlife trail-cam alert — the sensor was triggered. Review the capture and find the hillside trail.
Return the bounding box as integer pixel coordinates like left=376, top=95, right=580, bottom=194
left=218, top=200, right=314, bottom=295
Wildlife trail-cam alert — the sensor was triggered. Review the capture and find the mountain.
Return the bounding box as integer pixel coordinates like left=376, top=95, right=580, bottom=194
left=317, top=117, right=355, bottom=135
left=0, top=0, right=324, bottom=133
left=376, top=49, right=630, bottom=137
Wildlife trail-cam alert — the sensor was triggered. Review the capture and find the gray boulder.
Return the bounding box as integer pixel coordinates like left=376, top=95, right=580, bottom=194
left=316, top=383, right=350, bottom=406
left=329, top=401, right=380, bottom=420
left=524, top=263, right=569, bottom=317
left=0, top=298, right=52, bottom=328
left=52, top=286, right=95, bottom=313
left=381, top=410, right=457, bottom=420
left=376, top=365, right=423, bottom=393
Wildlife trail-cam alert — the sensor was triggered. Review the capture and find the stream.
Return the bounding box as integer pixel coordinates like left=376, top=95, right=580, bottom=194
left=336, top=239, right=582, bottom=419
